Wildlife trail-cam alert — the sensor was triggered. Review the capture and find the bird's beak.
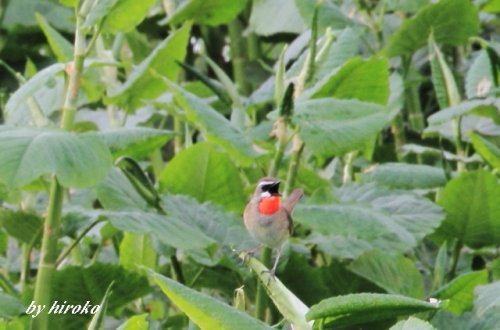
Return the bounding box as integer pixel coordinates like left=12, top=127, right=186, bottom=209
left=269, top=181, right=280, bottom=195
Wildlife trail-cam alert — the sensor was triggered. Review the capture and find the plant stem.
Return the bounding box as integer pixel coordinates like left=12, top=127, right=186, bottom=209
left=32, top=179, right=64, bottom=329
left=255, top=247, right=271, bottom=320
left=284, top=135, right=304, bottom=197
left=448, top=240, right=463, bottom=281
left=32, top=1, right=91, bottom=327
left=228, top=19, right=251, bottom=95
left=56, top=219, right=102, bottom=267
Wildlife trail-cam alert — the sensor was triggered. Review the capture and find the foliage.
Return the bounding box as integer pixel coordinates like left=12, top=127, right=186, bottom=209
left=0, top=0, right=499, bottom=329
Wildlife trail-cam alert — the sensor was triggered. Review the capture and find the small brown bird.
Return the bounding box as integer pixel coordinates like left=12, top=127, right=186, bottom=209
left=243, top=177, right=304, bottom=275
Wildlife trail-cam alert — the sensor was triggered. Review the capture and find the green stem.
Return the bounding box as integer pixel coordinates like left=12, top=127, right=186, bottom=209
left=32, top=1, right=92, bottom=327
left=448, top=240, right=463, bottom=281
left=56, top=219, right=102, bottom=267
left=20, top=244, right=31, bottom=292
left=453, top=116, right=465, bottom=172
left=255, top=247, right=272, bottom=320
left=174, top=115, right=184, bottom=154
left=32, top=179, right=64, bottom=329
left=391, top=112, right=406, bottom=159
left=284, top=136, right=304, bottom=197
left=228, top=19, right=251, bottom=95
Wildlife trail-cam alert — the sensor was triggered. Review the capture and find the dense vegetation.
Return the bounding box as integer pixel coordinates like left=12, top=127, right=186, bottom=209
left=0, top=0, right=499, bottom=329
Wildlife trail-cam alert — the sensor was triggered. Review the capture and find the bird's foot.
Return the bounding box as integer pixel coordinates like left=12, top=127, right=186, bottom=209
left=240, top=246, right=260, bottom=265
left=260, top=267, right=277, bottom=285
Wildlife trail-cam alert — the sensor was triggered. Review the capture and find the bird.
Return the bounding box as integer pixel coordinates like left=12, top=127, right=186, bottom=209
left=243, top=177, right=304, bottom=276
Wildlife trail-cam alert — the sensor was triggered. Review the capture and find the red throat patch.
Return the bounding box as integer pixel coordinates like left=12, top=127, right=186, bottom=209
left=258, top=196, right=281, bottom=215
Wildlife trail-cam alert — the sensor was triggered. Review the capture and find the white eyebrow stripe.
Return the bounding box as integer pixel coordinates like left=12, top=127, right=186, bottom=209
left=258, top=181, right=277, bottom=186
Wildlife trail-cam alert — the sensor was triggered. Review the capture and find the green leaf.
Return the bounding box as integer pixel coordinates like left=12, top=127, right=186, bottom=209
left=426, top=99, right=500, bottom=133
left=0, top=293, right=25, bottom=319
left=0, top=208, right=42, bottom=245
left=429, top=35, right=461, bottom=109
left=96, top=168, right=150, bottom=211
left=435, top=170, right=500, bottom=248
left=244, top=255, right=312, bottom=330
left=361, top=163, right=447, bottom=189
left=5, top=63, right=65, bottom=124
left=95, top=128, right=173, bottom=158
left=295, top=183, right=444, bottom=259
left=306, top=57, right=389, bottom=105
left=386, top=0, right=480, bottom=56
left=82, top=0, right=118, bottom=30
left=475, top=281, right=500, bottom=317
left=117, top=314, right=149, bottom=330
left=159, top=142, right=246, bottom=211
left=470, top=131, right=500, bottom=169
left=164, top=0, right=247, bottom=26
left=383, top=0, right=430, bottom=13
left=466, top=50, right=496, bottom=99
left=0, top=127, right=112, bottom=189
left=167, top=83, right=259, bottom=165
left=108, top=22, right=191, bottom=109
left=101, top=0, right=157, bottom=33
left=35, top=13, right=73, bottom=62
left=119, top=233, right=156, bottom=270
left=250, top=0, right=306, bottom=36
left=434, top=271, right=488, bottom=315
left=306, top=293, right=439, bottom=327
left=348, top=250, right=425, bottom=298
left=294, top=0, right=351, bottom=31
left=50, top=263, right=150, bottom=329
left=161, top=195, right=253, bottom=264
left=87, top=281, right=114, bottom=330
left=390, top=317, right=437, bottom=330
left=293, top=99, right=389, bottom=157
left=149, top=270, right=274, bottom=330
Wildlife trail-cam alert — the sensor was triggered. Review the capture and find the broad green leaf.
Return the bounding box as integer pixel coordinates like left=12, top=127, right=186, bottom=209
left=119, top=233, right=156, bottom=270
left=306, top=57, right=389, bottom=105
left=244, top=254, right=312, bottom=330
left=295, top=183, right=444, bottom=259
left=361, top=163, right=447, bottom=189
left=435, top=170, right=500, bottom=248
left=102, top=209, right=217, bottom=253
left=432, top=241, right=448, bottom=291
left=294, top=0, right=351, bottom=31
left=108, top=23, right=191, bottom=109
left=101, top=0, right=157, bottom=33
left=293, top=99, right=389, bottom=157
left=434, top=271, right=488, bottom=315
left=0, top=208, right=42, bottom=245
left=117, top=314, right=149, bottom=330
left=159, top=142, right=246, bottom=211
left=167, top=83, right=259, bottom=165
left=95, top=128, right=173, bottom=158
left=470, top=131, right=500, bottom=170
left=50, top=263, right=150, bottom=329
left=429, top=36, right=461, bottom=109
left=431, top=309, right=500, bottom=330
left=383, top=0, right=430, bottom=13
left=161, top=194, right=253, bottom=264
left=475, top=281, right=500, bottom=317
left=5, top=63, right=65, bottom=123
left=426, top=99, right=500, bottom=132
left=0, top=127, right=112, bottom=189
left=96, top=168, right=150, bottom=211
left=348, top=250, right=425, bottom=298
left=3, top=0, right=74, bottom=32
left=35, top=13, right=73, bottom=62
left=466, top=50, right=496, bottom=99
left=0, top=293, right=25, bottom=318
left=164, top=0, right=247, bottom=26
left=150, top=270, right=274, bottom=330
left=386, top=0, right=480, bottom=56
left=250, top=0, right=306, bottom=36
left=390, top=317, right=437, bottom=330
left=306, top=293, right=439, bottom=327
left=82, top=0, right=118, bottom=30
